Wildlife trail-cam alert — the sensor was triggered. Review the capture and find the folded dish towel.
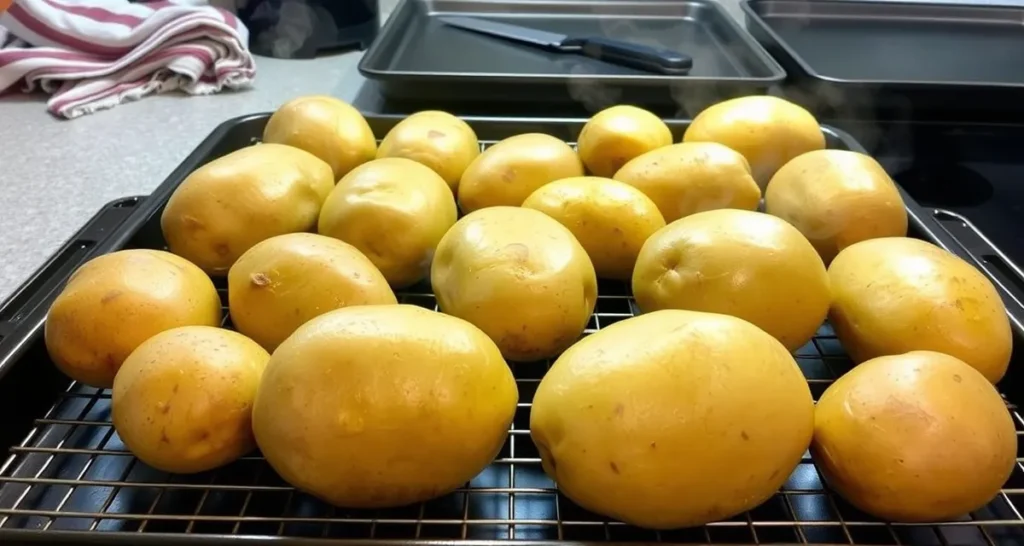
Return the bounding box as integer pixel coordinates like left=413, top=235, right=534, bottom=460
left=0, top=0, right=255, bottom=119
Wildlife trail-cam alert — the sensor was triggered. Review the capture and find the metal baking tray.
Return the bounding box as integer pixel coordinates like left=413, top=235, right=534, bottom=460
left=1, top=114, right=1024, bottom=546
left=741, top=0, right=1024, bottom=120
left=358, top=0, right=785, bottom=115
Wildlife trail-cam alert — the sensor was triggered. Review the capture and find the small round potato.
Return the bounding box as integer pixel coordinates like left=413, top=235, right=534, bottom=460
left=377, top=110, right=480, bottom=194
left=576, top=105, right=672, bottom=178
left=112, top=326, right=270, bottom=474
left=431, top=207, right=597, bottom=361
left=458, top=133, right=584, bottom=213
left=522, top=177, right=665, bottom=280
left=160, top=143, right=335, bottom=275
left=228, top=233, right=397, bottom=351
left=44, top=250, right=222, bottom=388
left=318, top=158, right=457, bottom=288
left=263, top=95, right=377, bottom=180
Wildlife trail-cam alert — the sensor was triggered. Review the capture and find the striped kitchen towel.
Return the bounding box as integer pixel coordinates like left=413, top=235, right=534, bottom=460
left=0, top=0, right=255, bottom=119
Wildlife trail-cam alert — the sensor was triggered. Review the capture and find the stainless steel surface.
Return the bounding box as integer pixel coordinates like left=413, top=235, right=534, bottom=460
left=439, top=16, right=568, bottom=49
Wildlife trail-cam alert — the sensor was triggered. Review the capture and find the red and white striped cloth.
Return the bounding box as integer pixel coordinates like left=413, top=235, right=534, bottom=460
left=0, top=0, right=255, bottom=119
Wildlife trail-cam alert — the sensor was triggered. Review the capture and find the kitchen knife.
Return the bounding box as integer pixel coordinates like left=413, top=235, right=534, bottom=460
left=439, top=16, right=693, bottom=75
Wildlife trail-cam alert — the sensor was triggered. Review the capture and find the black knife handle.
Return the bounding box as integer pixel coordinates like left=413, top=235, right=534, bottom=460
left=569, top=37, right=693, bottom=75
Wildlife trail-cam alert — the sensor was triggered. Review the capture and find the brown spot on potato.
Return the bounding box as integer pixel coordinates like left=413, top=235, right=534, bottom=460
left=650, top=442, right=657, bottom=449
left=614, top=403, right=624, bottom=417
left=172, top=384, right=179, bottom=394
left=609, top=461, right=620, bottom=474
left=741, top=430, right=750, bottom=441
left=501, top=169, right=516, bottom=183
left=953, top=374, right=962, bottom=383
left=101, top=290, right=124, bottom=304
left=251, top=273, right=271, bottom=287
left=160, top=429, right=170, bottom=443
left=159, top=403, right=170, bottom=414
left=427, top=130, right=446, bottom=139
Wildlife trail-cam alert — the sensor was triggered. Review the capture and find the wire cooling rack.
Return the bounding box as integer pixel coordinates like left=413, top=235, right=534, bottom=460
left=1, top=280, right=1024, bottom=546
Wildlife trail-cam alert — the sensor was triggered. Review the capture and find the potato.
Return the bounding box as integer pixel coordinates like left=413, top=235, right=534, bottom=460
left=44, top=250, right=221, bottom=388
left=522, top=177, right=665, bottom=280
left=252, top=305, right=518, bottom=508
left=576, top=105, right=672, bottom=178
left=458, top=133, right=583, bottom=213
left=262, top=95, right=376, bottom=180
left=766, top=150, right=908, bottom=264
left=161, top=143, right=335, bottom=275
left=112, top=326, right=269, bottom=474
left=377, top=110, right=480, bottom=193
left=829, top=237, right=1012, bottom=383
left=633, top=209, right=830, bottom=352
left=613, top=142, right=761, bottom=222
left=813, top=351, right=1015, bottom=522
left=431, top=207, right=597, bottom=361
left=228, top=233, right=397, bottom=351
left=318, top=158, right=457, bottom=288
left=531, top=310, right=814, bottom=529
left=684, top=96, right=825, bottom=189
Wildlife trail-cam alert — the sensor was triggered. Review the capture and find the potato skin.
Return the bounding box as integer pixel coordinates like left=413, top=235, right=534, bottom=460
left=263, top=95, right=376, bottom=180
left=318, top=158, right=457, bottom=288
left=766, top=149, right=907, bottom=264
left=522, top=177, right=665, bottom=280
left=684, top=96, right=825, bottom=189
left=112, top=326, right=270, bottom=474
left=577, top=105, right=672, bottom=178
left=531, top=310, right=813, bottom=529
left=377, top=110, right=480, bottom=193
left=813, top=351, right=1016, bottom=522
left=431, top=207, right=597, bottom=361
left=160, top=143, right=335, bottom=275
left=227, top=233, right=397, bottom=351
left=828, top=237, right=1012, bottom=383
left=632, top=209, right=830, bottom=352
left=44, top=250, right=222, bottom=388
left=613, top=142, right=761, bottom=222
left=252, top=305, right=518, bottom=508
left=458, top=133, right=584, bottom=213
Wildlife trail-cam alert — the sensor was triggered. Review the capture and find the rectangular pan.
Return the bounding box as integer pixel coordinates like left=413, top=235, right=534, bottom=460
left=359, top=0, right=785, bottom=115
left=1, top=115, right=1023, bottom=546
left=742, top=0, right=1024, bottom=119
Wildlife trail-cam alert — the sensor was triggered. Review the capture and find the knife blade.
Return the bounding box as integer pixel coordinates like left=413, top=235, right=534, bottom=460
left=439, top=16, right=693, bottom=75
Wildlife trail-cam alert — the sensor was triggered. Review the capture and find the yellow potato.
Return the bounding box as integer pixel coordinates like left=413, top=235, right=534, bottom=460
left=44, top=250, right=221, bottom=388
left=813, top=351, right=1015, bottom=522
left=262, top=95, right=376, bottom=180
left=766, top=149, right=908, bottom=264
left=252, top=305, right=518, bottom=508
left=829, top=237, right=1012, bottom=383
left=576, top=105, right=672, bottom=178
left=227, top=233, right=397, bottom=351
left=318, top=158, right=457, bottom=288
left=613, top=142, right=761, bottom=222
left=112, top=326, right=270, bottom=474
left=431, top=207, right=597, bottom=361
left=522, top=177, right=665, bottom=280
left=161, top=143, right=335, bottom=275
left=633, top=209, right=830, bottom=352
left=684, top=96, right=825, bottom=189
left=458, top=133, right=584, bottom=213
left=531, top=310, right=814, bottom=529
left=377, top=110, right=480, bottom=193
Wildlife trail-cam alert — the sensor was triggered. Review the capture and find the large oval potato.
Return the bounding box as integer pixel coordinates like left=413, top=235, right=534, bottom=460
left=112, top=326, right=270, bottom=474
left=766, top=149, right=908, bottom=264
left=684, top=96, right=825, bottom=189
left=44, top=250, right=222, bottom=388
left=161, top=143, right=335, bottom=275
left=318, top=158, right=457, bottom=288
left=228, top=233, right=397, bottom=351
left=262, top=95, right=376, bottom=180
left=576, top=105, right=672, bottom=178
left=458, top=133, right=583, bottom=213
left=531, top=310, right=814, bottom=529
left=813, top=351, right=1015, bottom=522
left=431, top=207, right=597, bottom=361
left=633, top=209, right=830, bottom=352
left=613, top=142, right=761, bottom=222
left=252, top=305, right=518, bottom=508
left=377, top=110, right=480, bottom=194
left=522, top=177, right=665, bottom=280
left=829, top=237, right=1012, bottom=383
